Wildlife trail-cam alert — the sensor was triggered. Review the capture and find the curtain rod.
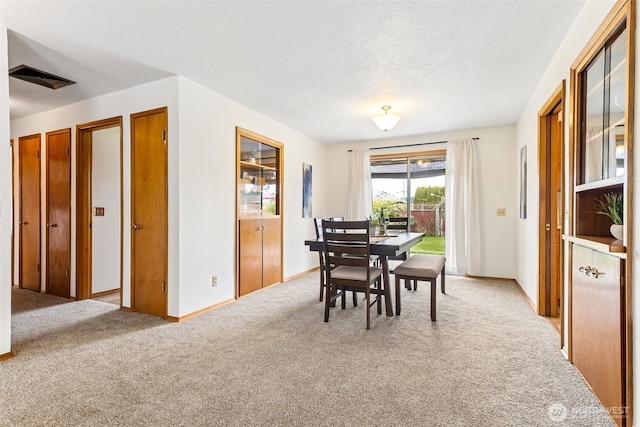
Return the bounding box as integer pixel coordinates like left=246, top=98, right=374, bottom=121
left=348, top=137, right=479, bottom=152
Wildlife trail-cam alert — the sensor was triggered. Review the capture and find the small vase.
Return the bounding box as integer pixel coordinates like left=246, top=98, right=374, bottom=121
left=247, top=158, right=256, bottom=164
left=610, top=224, right=624, bottom=241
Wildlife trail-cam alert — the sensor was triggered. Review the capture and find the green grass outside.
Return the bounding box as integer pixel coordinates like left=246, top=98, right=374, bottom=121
left=411, top=235, right=445, bottom=255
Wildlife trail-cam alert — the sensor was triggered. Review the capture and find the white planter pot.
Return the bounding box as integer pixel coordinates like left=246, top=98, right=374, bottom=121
left=610, top=224, right=624, bottom=241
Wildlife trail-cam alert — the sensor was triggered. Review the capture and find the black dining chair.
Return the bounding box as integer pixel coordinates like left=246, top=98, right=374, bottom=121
left=313, top=217, right=329, bottom=302
left=322, top=219, right=385, bottom=329
left=385, top=216, right=415, bottom=288
left=386, top=216, right=410, bottom=235
left=333, top=216, right=380, bottom=267
left=314, top=217, right=359, bottom=306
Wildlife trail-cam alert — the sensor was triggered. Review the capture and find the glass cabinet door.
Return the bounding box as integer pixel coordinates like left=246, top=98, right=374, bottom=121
left=237, top=129, right=282, bottom=217
left=581, top=27, right=627, bottom=185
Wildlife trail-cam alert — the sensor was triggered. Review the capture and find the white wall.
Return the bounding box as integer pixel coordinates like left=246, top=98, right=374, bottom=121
left=8, top=75, right=327, bottom=320
left=91, top=127, right=121, bottom=294
left=10, top=76, right=180, bottom=307
left=514, top=0, right=616, bottom=342
left=514, top=0, right=640, bottom=416
left=0, top=24, right=13, bottom=357
left=325, top=125, right=518, bottom=279
left=176, top=77, right=326, bottom=315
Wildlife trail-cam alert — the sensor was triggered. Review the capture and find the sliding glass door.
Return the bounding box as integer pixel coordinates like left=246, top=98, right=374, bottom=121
left=370, top=152, right=445, bottom=254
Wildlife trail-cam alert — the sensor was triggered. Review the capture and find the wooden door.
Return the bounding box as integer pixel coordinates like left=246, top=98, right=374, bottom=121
left=239, top=218, right=263, bottom=296
left=46, top=129, right=71, bottom=298
left=131, top=107, right=168, bottom=317
left=538, top=83, right=564, bottom=321
left=262, top=217, right=282, bottom=287
left=18, top=134, right=41, bottom=292
left=549, top=108, right=562, bottom=317
left=76, top=125, right=93, bottom=300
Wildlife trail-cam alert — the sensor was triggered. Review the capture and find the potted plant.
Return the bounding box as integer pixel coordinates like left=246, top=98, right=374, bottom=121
left=595, top=192, right=624, bottom=240
left=247, top=150, right=261, bottom=164
left=367, top=213, right=383, bottom=236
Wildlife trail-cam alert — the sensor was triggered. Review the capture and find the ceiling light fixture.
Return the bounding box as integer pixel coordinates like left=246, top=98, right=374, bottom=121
left=372, top=105, right=401, bottom=131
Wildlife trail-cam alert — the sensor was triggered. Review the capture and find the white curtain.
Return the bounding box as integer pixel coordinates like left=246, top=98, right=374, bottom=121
left=445, top=138, right=481, bottom=275
left=346, top=149, right=373, bottom=220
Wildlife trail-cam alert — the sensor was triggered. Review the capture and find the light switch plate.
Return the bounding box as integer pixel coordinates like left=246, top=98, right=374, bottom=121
left=496, top=208, right=506, bottom=216
left=94, top=207, right=105, bottom=216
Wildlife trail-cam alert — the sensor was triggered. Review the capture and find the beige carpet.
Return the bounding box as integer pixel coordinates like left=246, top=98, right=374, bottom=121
left=1, top=274, right=615, bottom=426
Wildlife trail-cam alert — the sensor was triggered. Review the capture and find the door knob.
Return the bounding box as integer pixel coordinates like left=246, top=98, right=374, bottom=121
left=133, top=224, right=142, bottom=230
left=46, top=223, right=58, bottom=229
left=18, top=221, right=28, bottom=225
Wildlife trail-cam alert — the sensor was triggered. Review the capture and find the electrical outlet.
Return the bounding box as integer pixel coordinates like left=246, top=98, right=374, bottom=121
left=496, top=208, right=506, bottom=217
left=212, top=276, right=218, bottom=287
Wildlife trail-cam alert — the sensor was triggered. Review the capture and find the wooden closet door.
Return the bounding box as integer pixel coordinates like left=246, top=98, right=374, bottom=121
left=239, top=219, right=263, bottom=296
left=18, top=134, right=41, bottom=292
left=131, top=107, right=168, bottom=318
left=262, top=217, right=282, bottom=287
left=572, top=245, right=624, bottom=425
left=46, top=129, right=71, bottom=298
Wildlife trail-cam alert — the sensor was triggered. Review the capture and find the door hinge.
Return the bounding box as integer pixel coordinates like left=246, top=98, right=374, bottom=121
left=162, top=281, right=166, bottom=292
left=65, top=268, right=69, bottom=278
left=37, top=150, right=40, bottom=159
left=37, top=263, right=40, bottom=272
left=66, top=146, right=70, bottom=156
left=162, top=130, right=166, bottom=142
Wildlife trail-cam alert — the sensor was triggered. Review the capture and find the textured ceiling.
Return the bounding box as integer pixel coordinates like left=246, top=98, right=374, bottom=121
left=3, top=0, right=586, bottom=144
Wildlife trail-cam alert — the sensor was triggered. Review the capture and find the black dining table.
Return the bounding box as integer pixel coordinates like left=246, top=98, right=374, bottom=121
left=305, top=232, right=425, bottom=316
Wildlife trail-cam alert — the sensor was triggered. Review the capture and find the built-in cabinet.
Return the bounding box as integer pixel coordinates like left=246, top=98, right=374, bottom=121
left=571, top=244, right=625, bottom=421
left=566, top=3, right=633, bottom=426
left=238, top=218, right=282, bottom=295
left=236, top=127, right=283, bottom=297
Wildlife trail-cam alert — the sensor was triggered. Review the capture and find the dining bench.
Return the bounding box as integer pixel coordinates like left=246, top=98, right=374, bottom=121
left=393, top=254, right=446, bottom=321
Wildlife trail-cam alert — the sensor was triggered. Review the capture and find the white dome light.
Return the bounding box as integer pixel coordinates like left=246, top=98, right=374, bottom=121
left=372, top=105, right=401, bottom=131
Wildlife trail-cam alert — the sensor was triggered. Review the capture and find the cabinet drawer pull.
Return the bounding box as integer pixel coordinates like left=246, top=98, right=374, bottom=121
left=579, top=265, right=592, bottom=276
left=591, top=268, right=603, bottom=279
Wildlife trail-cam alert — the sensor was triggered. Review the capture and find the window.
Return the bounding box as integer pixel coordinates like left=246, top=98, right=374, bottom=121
left=371, top=151, right=446, bottom=254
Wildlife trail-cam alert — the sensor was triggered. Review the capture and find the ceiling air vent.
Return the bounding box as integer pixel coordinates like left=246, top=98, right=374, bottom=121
left=9, top=65, right=75, bottom=90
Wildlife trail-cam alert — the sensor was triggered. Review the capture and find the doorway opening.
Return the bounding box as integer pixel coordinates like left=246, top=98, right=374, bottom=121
left=538, top=81, right=565, bottom=343
left=76, top=117, right=123, bottom=304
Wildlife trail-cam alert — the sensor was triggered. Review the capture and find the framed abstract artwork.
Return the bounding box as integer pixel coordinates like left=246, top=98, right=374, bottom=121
left=520, top=146, right=527, bottom=219
left=302, top=163, right=312, bottom=218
